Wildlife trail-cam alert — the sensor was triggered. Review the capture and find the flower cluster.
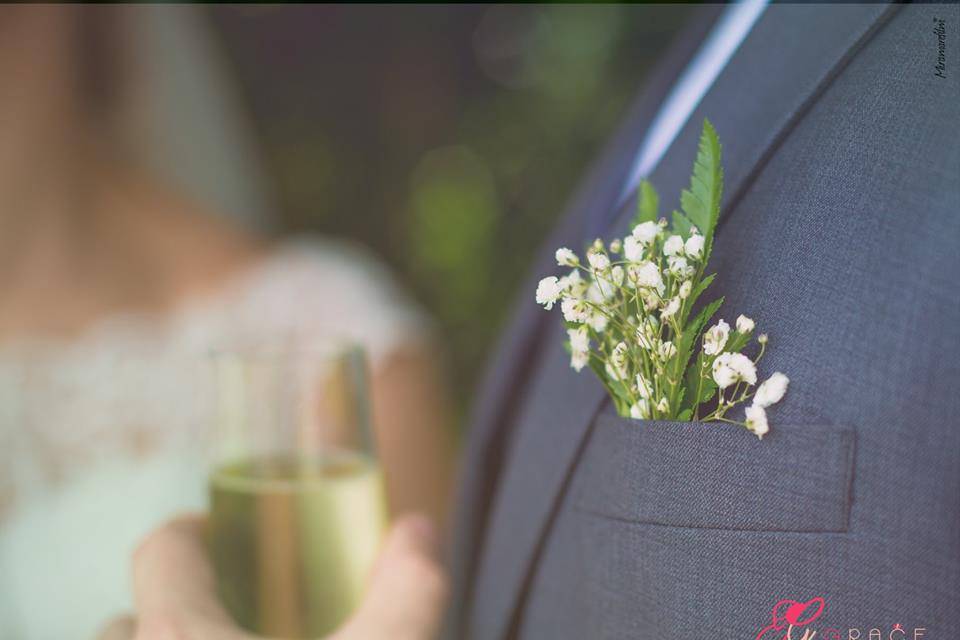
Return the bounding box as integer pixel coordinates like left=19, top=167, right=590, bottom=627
left=534, top=120, right=789, bottom=438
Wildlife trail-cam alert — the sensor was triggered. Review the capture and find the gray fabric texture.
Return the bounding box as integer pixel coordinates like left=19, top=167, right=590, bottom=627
left=451, top=3, right=960, bottom=639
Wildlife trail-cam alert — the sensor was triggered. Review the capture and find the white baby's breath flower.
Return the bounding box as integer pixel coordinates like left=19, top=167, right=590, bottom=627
left=736, top=314, right=755, bottom=334
left=600, top=280, right=620, bottom=302
left=727, top=352, right=758, bottom=385
left=567, top=327, right=590, bottom=353
left=609, top=238, right=622, bottom=254
left=624, top=264, right=639, bottom=288
left=608, top=265, right=625, bottom=287
left=678, top=280, right=692, bottom=299
left=658, top=341, right=677, bottom=360
left=623, top=236, right=644, bottom=262
left=630, top=400, right=650, bottom=420
left=634, top=261, right=663, bottom=289
left=606, top=342, right=630, bottom=381
left=744, top=404, right=769, bottom=439
left=703, top=319, right=730, bottom=355
left=635, top=325, right=654, bottom=350
left=656, top=397, right=670, bottom=413
left=561, top=298, right=590, bottom=323
left=570, top=349, right=589, bottom=372
left=660, top=297, right=681, bottom=319
left=754, top=372, right=789, bottom=408
left=685, top=233, right=705, bottom=259
left=641, top=290, right=660, bottom=311
left=635, top=373, right=653, bottom=399
left=587, top=309, right=608, bottom=332
left=712, top=354, right=737, bottom=389
left=555, top=247, right=579, bottom=267
left=586, top=281, right=605, bottom=304
left=712, top=352, right=756, bottom=389
left=604, top=280, right=620, bottom=301
left=632, top=221, right=659, bottom=244
left=560, top=269, right=588, bottom=299
left=605, top=362, right=628, bottom=382
left=758, top=333, right=768, bottom=345
left=587, top=250, right=610, bottom=272
left=668, top=255, right=692, bottom=277
left=611, top=341, right=629, bottom=368
left=536, top=276, right=562, bottom=309
left=663, top=235, right=684, bottom=256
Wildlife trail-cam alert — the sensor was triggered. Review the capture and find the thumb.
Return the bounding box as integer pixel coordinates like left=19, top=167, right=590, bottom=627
left=333, top=514, right=449, bottom=640
left=131, top=515, right=252, bottom=639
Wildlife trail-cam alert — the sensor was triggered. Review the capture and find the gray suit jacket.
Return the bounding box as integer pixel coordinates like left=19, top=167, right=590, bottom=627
left=450, top=3, right=960, bottom=638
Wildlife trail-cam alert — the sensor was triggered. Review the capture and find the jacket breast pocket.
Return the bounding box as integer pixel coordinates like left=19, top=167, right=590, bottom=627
left=574, top=409, right=856, bottom=532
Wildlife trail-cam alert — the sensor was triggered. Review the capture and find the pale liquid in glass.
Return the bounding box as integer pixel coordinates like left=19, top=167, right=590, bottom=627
left=209, top=452, right=386, bottom=638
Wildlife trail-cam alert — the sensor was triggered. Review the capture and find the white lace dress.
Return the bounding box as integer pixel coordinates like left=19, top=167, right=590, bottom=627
left=0, top=239, right=426, bottom=640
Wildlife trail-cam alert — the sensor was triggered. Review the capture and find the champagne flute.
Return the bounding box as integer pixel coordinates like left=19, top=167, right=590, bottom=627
left=207, top=344, right=387, bottom=638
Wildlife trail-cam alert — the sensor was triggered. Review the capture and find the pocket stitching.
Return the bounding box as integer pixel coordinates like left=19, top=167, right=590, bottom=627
left=573, top=414, right=856, bottom=533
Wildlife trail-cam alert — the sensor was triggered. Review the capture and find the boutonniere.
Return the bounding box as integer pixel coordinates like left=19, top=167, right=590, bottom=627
left=535, top=120, right=789, bottom=439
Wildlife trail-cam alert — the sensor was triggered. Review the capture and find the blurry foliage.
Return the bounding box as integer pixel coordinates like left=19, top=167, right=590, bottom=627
left=408, top=146, right=498, bottom=327
left=208, top=5, right=697, bottom=420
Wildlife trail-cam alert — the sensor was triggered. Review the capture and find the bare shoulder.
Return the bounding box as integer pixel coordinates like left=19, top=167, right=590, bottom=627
left=105, top=171, right=270, bottom=309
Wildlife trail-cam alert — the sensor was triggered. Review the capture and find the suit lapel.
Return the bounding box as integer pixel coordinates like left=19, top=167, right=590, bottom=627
left=468, top=4, right=897, bottom=639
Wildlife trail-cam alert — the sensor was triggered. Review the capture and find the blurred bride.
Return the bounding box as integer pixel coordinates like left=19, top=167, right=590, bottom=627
left=0, top=6, right=455, bottom=638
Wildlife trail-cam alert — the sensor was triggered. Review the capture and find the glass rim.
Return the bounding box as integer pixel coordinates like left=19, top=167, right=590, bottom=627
left=209, top=448, right=375, bottom=493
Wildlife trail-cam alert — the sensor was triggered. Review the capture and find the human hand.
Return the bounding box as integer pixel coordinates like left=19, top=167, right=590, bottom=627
left=99, top=513, right=448, bottom=640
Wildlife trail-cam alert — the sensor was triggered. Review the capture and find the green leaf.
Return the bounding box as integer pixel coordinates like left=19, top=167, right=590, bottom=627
left=634, top=180, right=659, bottom=226
left=725, top=330, right=751, bottom=355
left=680, top=190, right=705, bottom=230
left=612, top=399, right=628, bottom=417
left=682, top=297, right=723, bottom=352
left=587, top=353, right=629, bottom=415
left=679, top=119, right=723, bottom=252
left=677, top=408, right=693, bottom=422
left=696, top=375, right=719, bottom=405
left=672, top=210, right=692, bottom=238
left=610, top=378, right=632, bottom=403
left=672, top=388, right=686, bottom=418
left=678, top=297, right=724, bottom=412
left=682, top=351, right=720, bottom=412
left=682, top=273, right=715, bottom=323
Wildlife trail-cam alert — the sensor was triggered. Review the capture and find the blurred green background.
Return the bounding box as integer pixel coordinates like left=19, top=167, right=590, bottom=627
left=207, top=5, right=697, bottom=416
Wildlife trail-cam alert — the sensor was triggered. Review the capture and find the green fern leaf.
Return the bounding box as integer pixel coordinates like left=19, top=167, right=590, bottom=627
left=588, top=353, right=629, bottom=416
left=724, top=330, right=751, bottom=355
left=677, top=296, right=723, bottom=412
left=680, top=119, right=723, bottom=248
left=681, top=273, right=715, bottom=323
left=672, top=210, right=692, bottom=238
